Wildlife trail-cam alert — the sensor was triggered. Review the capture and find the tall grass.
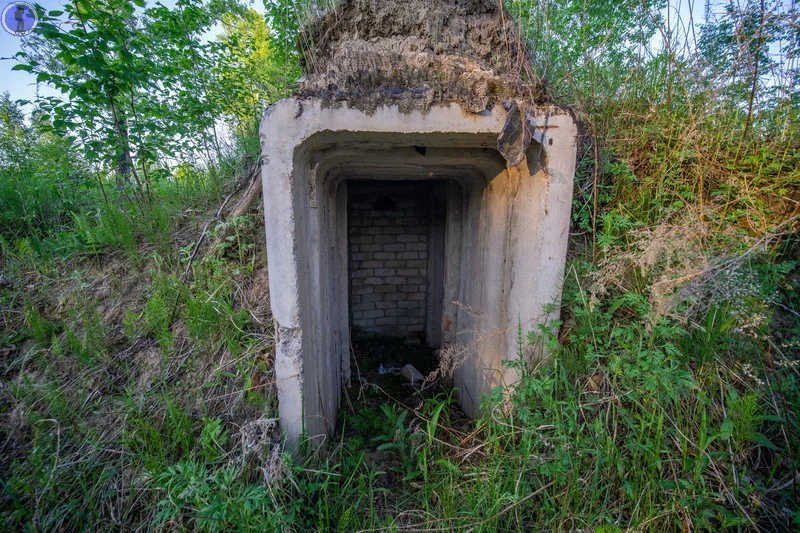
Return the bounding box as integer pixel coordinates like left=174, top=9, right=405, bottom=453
left=1, top=0, right=798, bottom=531
left=506, top=0, right=798, bottom=237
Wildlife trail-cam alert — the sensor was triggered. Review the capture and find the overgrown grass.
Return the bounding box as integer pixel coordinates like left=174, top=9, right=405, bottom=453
left=2, top=0, right=799, bottom=530
left=0, top=112, right=277, bottom=529
left=4, top=245, right=796, bottom=530
left=1, top=210, right=275, bottom=530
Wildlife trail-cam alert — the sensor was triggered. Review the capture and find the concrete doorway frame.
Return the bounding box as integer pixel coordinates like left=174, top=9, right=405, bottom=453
left=260, top=99, right=577, bottom=451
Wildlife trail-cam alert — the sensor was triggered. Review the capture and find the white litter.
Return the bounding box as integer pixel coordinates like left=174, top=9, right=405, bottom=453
left=378, top=363, right=402, bottom=375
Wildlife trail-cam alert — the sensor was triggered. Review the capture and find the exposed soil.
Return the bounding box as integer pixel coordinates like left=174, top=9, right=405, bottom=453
left=296, top=0, right=548, bottom=115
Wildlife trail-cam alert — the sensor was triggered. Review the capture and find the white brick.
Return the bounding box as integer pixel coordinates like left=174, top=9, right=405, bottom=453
left=374, top=285, right=395, bottom=293
left=352, top=286, right=374, bottom=295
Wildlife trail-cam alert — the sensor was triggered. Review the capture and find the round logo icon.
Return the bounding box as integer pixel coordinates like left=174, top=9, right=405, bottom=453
left=2, top=1, right=38, bottom=36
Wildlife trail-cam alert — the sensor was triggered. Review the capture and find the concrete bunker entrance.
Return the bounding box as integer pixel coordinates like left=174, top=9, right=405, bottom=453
left=261, top=102, right=577, bottom=451
left=300, top=131, right=515, bottom=443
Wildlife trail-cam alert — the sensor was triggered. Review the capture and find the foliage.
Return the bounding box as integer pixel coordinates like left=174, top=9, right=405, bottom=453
left=216, top=8, right=295, bottom=126
left=14, top=0, right=286, bottom=203
left=0, top=93, right=90, bottom=242
left=0, top=0, right=798, bottom=531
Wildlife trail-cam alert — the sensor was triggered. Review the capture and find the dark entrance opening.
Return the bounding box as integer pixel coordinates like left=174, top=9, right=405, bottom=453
left=347, top=180, right=446, bottom=345
left=345, top=180, right=448, bottom=397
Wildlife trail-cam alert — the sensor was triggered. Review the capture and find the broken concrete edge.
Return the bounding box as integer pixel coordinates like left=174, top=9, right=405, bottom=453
left=260, top=98, right=577, bottom=455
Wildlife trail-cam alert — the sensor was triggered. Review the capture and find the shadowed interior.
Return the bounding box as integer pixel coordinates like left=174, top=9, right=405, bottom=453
left=347, top=180, right=446, bottom=345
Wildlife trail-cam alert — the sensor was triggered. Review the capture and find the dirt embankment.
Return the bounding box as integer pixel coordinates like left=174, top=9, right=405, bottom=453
left=296, top=0, right=548, bottom=115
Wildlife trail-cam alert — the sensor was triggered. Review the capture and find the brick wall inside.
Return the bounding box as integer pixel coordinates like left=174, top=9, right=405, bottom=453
left=348, top=182, right=433, bottom=338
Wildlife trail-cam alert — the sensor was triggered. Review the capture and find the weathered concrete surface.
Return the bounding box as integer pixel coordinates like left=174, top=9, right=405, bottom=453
left=260, top=98, right=577, bottom=452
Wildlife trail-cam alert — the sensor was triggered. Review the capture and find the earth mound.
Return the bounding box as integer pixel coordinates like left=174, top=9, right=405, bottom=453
left=296, top=0, right=547, bottom=115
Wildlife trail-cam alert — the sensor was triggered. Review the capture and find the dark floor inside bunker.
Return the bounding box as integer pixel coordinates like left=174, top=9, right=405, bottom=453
left=350, top=336, right=439, bottom=400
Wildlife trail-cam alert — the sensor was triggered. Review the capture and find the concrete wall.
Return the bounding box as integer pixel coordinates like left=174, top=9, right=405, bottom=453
left=260, top=99, right=578, bottom=453
left=348, top=182, right=432, bottom=338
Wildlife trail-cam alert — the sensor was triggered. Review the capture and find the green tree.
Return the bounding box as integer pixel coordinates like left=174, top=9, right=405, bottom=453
left=15, top=0, right=240, bottom=202
left=0, top=93, right=88, bottom=240
left=214, top=8, right=290, bottom=127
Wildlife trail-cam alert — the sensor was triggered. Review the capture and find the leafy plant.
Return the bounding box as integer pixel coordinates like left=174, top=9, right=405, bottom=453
left=373, top=403, right=422, bottom=481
